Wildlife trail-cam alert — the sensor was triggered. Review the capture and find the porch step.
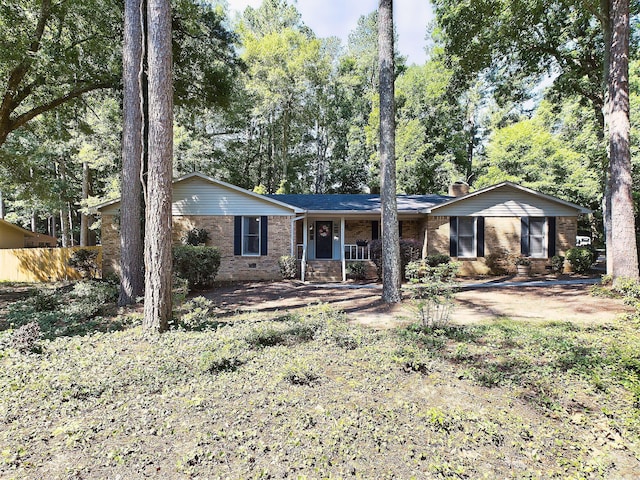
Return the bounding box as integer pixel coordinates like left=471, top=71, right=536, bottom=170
left=305, top=261, right=343, bottom=282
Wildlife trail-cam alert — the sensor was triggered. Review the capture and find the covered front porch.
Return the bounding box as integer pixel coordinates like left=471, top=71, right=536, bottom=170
left=292, top=216, right=423, bottom=282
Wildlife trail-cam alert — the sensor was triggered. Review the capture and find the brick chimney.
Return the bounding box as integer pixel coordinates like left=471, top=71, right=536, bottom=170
left=448, top=181, right=470, bottom=197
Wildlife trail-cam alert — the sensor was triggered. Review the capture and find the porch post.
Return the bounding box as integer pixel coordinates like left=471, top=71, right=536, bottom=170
left=301, top=216, right=308, bottom=282
left=341, top=217, right=346, bottom=282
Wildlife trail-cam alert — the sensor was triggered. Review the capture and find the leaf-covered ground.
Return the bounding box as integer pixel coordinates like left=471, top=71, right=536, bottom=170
left=1, top=294, right=640, bottom=478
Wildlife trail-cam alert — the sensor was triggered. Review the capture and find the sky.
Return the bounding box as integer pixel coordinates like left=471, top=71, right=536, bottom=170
left=226, top=0, right=434, bottom=65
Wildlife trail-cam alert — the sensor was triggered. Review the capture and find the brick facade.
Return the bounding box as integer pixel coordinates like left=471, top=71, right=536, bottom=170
left=102, top=214, right=294, bottom=282
left=426, top=215, right=578, bottom=275
left=102, top=212, right=579, bottom=280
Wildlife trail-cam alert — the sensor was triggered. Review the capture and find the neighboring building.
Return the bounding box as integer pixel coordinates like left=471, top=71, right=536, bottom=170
left=97, top=173, right=590, bottom=282
left=0, top=218, right=57, bottom=249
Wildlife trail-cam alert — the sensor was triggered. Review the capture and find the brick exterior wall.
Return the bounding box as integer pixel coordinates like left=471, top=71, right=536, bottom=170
left=102, top=214, right=293, bottom=281
left=425, top=215, right=578, bottom=276
left=345, top=220, right=373, bottom=244
left=101, top=215, right=121, bottom=277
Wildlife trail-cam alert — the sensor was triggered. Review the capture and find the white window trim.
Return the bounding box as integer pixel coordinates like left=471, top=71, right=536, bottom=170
left=457, top=217, right=476, bottom=259
left=242, top=216, right=261, bottom=257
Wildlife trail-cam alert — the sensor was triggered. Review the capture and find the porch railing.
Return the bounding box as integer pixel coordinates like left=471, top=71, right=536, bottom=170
left=296, top=243, right=371, bottom=261
left=344, top=244, right=370, bottom=261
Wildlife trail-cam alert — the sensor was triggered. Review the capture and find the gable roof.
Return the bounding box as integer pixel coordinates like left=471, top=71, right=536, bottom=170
left=422, top=182, right=592, bottom=215
left=95, top=172, right=304, bottom=214
left=0, top=218, right=57, bottom=243
left=266, top=193, right=451, bottom=214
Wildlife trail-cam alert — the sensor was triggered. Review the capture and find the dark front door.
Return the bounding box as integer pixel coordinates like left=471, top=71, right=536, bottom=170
left=315, top=221, right=333, bottom=259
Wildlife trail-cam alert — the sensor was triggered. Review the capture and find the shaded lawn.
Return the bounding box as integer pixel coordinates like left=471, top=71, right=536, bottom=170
left=2, top=303, right=640, bottom=479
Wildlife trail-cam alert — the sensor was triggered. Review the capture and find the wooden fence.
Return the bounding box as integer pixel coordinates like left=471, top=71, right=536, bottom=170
left=0, top=246, right=102, bottom=282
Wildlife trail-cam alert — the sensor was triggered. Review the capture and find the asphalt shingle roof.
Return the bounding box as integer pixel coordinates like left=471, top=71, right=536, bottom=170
left=266, top=194, right=451, bottom=213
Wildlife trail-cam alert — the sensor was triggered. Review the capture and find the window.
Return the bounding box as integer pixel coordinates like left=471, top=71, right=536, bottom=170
left=234, top=216, right=268, bottom=256
left=243, top=216, right=261, bottom=255
left=450, top=216, right=484, bottom=258
left=457, top=217, right=475, bottom=258
left=525, top=217, right=546, bottom=258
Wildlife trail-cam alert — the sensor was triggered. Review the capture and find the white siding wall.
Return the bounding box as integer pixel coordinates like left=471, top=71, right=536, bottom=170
left=433, top=188, right=580, bottom=217
left=100, top=177, right=295, bottom=216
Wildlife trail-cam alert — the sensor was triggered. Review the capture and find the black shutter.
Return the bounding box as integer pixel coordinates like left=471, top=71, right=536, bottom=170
left=476, top=217, right=485, bottom=257
left=234, top=216, right=242, bottom=255
left=449, top=217, right=458, bottom=257
left=371, top=220, right=379, bottom=240
left=399, top=221, right=403, bottom=238
left=548, top=217, right=556, bottom=257
left=521, top=217, right=530, bottom=256
left=260, top=216, right=268, bottom=256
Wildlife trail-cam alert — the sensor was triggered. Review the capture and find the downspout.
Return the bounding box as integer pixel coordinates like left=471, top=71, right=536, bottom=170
left=341, top=217, right=346, bottom=282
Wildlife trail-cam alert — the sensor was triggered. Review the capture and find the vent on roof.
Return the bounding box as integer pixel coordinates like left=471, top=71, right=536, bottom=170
left=448, top=181, right=469, bottom=197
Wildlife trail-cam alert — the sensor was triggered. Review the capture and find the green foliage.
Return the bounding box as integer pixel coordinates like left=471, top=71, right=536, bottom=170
left=182, top=228, right=210, bottom=246
left=177, top=296, right=217, bottom=331
left=281, top=358, right=319, bottom=385
left=370, top=238, right=422, bottom=281
left=406, top=261, right=460, bottom=328
left=68, top=249, right=100, bottom=278
left=278, top=255, right=297, bottom=279
left=346, top=261, right=366, bottom=280
left=565, top=247, right=596, bottom=274
left=550, top=255, right=565, bottom=274
left=3, top=281, right=120, bottom=339
left=173, top=245, right=221, bottom=290
left=9, top=322, right=42, bottom=354
left=423, top=254, right=452, bottom=267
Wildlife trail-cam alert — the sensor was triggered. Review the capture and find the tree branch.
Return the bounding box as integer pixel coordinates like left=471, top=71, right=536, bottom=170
left=9, top=80, right=116, bottom=133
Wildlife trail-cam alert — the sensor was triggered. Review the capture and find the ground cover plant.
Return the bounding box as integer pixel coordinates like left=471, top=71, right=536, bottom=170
left=1, top=286, right=640, bottom=478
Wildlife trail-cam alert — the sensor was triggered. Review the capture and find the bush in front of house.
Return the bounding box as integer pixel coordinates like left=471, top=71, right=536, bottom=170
left=565, top=247, right=596, bottom=274
left=370, top=238, right=422, bottom=281
left=182, top=227, right=210, bottom=246
left=405, top=260, right=460, bottom=328
left=551, top=255, right=565, bottom=274
left=278, top=255, right=297, bottom=279
left=68, top=248, right=100, bottom=278
left=173, top=245, right=221, bottom=290
left=346, top=261, right=366, bottom=280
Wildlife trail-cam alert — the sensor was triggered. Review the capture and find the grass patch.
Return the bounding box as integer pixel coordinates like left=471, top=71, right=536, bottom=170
left=0, top=288, right=639, bottom=478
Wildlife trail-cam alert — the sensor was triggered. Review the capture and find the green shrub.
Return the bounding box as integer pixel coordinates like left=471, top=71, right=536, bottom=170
left=550, top=255, right=565, bottom=274
left=423, top=254, right=451, bottom=267
left=178, top=296, right=217, bottom=331
left=346, top=261, right=366, bottom=280
left=278, top=255, right=297, bottom=279
left=68, top=249, right=100, bottom=278
left=182, top=228, right=210, bottom=246
left=173, top=245, right=221, bottom=290
left=370, top=238, right=422, bottom=281
left=405, top=260, right=459, bottom=282
left=406, top=260, right=460, bottom=328
left=565, top=247, right=596, bottom=274
left=67, top=280, right=118, bottom=318
left=281, top=358, right=319, bottom=385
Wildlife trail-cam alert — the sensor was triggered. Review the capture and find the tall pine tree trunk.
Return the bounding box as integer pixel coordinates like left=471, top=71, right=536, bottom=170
left=143, top=0, right=173, bottom=332
left=379, top=0, right=401, bottom=303
left=119, top=0, right=145, bottom=306
left=608, top=0, right=638, bottom=281
left=80, top=162, right=90, bottom=246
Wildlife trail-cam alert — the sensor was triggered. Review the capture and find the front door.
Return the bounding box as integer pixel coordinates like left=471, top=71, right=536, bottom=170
left=315, top=221, right=333, bottom=259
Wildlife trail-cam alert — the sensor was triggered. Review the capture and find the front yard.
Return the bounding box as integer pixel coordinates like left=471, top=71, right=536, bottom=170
left=1, top=281, right=639, bottom=478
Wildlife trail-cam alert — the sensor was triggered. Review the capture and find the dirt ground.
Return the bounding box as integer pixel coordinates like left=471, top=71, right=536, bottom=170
left=202, top=278, right=632, bottom=329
